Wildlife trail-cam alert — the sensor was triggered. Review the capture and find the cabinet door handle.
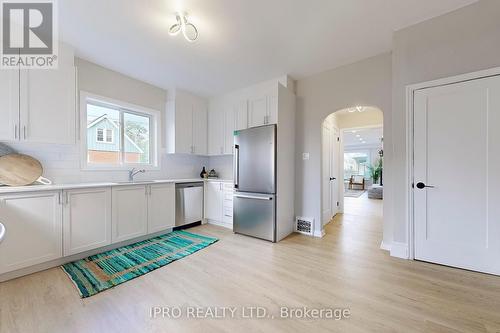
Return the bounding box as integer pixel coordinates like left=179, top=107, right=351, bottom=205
left=14, top=124, right=17, bottom=139
left=23, top=126, right=26, bottom=140
left=65, top=192, right=69, bottom=205
left=58, top=192, right=61, bottom=205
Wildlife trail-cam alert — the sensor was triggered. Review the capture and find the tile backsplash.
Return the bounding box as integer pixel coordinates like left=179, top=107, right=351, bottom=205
left=2, top=142, right=234, bottom=184
left=4, top=142, right=208, bottom=184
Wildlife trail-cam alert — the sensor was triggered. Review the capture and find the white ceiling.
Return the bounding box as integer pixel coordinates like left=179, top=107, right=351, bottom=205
left=344, top=127, right=383, bottom=148
left=59, top=0, right=477, bottom=97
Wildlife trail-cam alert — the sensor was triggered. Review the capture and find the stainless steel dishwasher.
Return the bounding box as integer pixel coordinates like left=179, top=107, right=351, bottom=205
left=175, top=182, right=204, bottom=227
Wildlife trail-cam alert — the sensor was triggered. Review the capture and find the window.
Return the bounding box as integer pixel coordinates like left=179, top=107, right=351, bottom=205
left=96, top=128, right=113, bottom=143
left=81, top=92, right=159, bottom=169
left=344, top=152, right=370, bottom=180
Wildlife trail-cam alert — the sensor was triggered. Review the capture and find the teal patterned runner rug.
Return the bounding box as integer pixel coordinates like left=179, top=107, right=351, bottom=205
left=62, top=230, right=218, bottom=298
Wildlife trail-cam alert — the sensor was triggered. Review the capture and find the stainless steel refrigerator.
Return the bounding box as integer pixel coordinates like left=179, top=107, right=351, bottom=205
left=233, top=124, right=277, bottom=242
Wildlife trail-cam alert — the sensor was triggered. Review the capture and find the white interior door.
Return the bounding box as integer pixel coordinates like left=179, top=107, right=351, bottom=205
left=322, top=124, right=332, bottom=224
left=331, top=127, right=340, bottom=216
left=414, top=75, right=500, bottom=275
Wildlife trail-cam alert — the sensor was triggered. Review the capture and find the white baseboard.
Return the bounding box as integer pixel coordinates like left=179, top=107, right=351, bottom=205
left=313, top=228, right=326, bottom=238
left=390, top=242, right=409, bottom=259
left=380, top=240, right=391, bottom=252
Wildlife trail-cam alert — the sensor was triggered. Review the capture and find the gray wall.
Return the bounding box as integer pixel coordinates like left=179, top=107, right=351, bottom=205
left=391, top=0, right=500, bottom=244
left=295, top=53, right=392, bottom=238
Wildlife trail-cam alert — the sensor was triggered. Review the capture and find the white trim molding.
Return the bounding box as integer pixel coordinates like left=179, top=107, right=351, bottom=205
left=390, top=242, right=409, bottom=259
left=313, top=228, right=326, bottom=238
left=380, top=241, right=391, bottom=252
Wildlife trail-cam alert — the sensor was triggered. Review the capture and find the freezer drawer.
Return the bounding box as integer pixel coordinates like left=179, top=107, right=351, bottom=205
left=175, top=182, right=204, bottom=227
left=233, top=192, right=275, bottom=242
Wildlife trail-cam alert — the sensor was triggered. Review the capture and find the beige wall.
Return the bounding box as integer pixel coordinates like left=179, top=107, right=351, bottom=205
left=391, top=0, right=500, bottom=246
left=76, top=58, right=167, bottom=148
left=295, top=53, right=392, bottom=238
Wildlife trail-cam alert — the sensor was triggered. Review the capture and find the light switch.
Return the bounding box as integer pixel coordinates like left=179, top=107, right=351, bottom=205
left=302, top=153, right=309, bottom=160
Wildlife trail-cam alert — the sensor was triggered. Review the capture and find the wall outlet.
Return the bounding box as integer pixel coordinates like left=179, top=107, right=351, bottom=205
left=302, top=153, right=310, bottom=160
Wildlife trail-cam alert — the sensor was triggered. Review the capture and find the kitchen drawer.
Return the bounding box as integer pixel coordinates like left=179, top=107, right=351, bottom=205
left=223, top=192, right=233, bottom=202
left=223, top=206, right=233, bottom=218
left=223, top=183, right=234, bottom=190
left=223, top=206, right=233, bottom=224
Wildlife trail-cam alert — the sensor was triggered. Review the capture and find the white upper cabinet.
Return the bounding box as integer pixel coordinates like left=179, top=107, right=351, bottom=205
left=208, top=107, right=224, bottom=155
left=207, top=101, right=239, bottom=156
left=267, top=94, right=278, bottom=125
left=175, top=97, right=194, bottom=154
left=234, top=100, right=248, bottom=131
left=224, top=106, right=235, bottom=154
left=248, top=96, right=268, bottom=128
left=248, top=93, right=278, bottom=128
left=192, top=99, right=208, bottom=155
left=0, top=43, right=76, bottom=144
left=20, top=65, right=76, bottom=144
left=0, top=70, right=19, bottom=141
left=206, top=77, right=292, bottom=156
left=166, top=89, right=208, bottom=155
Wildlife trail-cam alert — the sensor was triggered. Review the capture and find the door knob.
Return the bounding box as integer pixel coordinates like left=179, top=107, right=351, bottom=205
left=330, top=177, right=336, bottom=181
left=416, top=182, right=434, bottom=189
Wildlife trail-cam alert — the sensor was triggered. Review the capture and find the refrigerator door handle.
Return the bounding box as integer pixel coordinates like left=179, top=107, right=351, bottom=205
left=234, top=144, right=239, bottom=188
left=234, top=194, right=273, bottom=201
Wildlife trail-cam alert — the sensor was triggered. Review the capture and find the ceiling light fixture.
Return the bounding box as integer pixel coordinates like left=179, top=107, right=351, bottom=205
left=169, top=12, right=198, bottom=42
left=347, top=106, right=366, bottom=113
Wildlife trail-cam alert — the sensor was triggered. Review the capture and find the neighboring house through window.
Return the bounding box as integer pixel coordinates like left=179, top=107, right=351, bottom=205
left=80, top=92, right=159, bottom=169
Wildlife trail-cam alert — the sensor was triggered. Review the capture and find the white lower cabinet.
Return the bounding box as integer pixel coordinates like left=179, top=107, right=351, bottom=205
left=205, top=181, right=224, bottom=221
left=63, top=187, right=112, bottom=256
left=148, top=183, right=175, bottom=233
left=0, top=191, right=62, bottom=274
left=205, top=181, right=233, bottom=228
left=0, top=182, right=177, bottom=277
left=112, top=185, right=148, bottom=243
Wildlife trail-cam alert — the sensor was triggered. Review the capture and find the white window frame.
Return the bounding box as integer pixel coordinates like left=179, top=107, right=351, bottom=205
left=80, top=91, right=160, bottom=170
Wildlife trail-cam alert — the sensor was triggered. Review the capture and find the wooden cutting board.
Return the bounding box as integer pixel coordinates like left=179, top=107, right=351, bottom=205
left=0, top=154, right=43, bottom=186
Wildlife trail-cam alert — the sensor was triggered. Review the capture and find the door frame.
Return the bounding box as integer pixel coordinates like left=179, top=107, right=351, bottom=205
left=405, top=66, right=500, bottom=260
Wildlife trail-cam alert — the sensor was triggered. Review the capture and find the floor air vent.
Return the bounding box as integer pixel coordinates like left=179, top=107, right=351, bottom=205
left=295, top=217, right=313, bottom=236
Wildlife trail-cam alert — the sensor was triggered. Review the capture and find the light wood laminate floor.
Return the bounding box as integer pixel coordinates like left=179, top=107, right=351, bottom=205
left=1, top=195, right=500, bottom=333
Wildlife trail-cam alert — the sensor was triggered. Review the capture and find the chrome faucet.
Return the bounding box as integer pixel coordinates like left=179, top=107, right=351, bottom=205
left=128, top=168, right=146, bottom=182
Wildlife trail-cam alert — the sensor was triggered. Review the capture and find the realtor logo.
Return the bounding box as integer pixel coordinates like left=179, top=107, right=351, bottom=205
left=1, top=0, right=58, bottom=68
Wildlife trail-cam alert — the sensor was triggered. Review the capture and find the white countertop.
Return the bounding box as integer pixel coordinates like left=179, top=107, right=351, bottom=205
left=0, top=178, right=233, bottom=194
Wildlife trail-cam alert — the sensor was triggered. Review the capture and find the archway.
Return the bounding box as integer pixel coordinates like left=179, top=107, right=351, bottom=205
left=320, top=106, right=384, bottom=234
